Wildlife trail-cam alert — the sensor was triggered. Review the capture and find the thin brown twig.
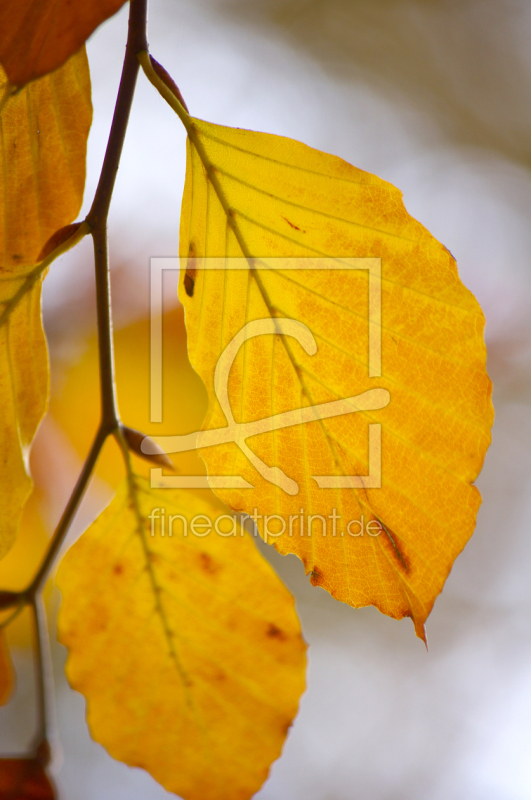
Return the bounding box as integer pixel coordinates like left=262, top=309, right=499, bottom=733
left=29, top=595, right=56, bottom=759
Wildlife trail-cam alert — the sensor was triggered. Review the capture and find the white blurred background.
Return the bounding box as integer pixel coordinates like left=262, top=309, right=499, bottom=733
left=3, top=0, right=531, bottom=797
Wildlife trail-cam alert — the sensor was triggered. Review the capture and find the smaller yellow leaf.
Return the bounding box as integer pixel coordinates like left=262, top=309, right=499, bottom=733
left=0, top=49, right=91, bottom=560
left=0, top=50, right=92, bottom=270
left=56, top=478, right=306, bottom=800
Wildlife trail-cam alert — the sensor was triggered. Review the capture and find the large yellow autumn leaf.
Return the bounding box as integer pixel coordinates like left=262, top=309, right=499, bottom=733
left=56, top=477, right=306, bottom=800
left=0, top=50, right=92, bottom=559
left=140, top=67, right=493, bottom=639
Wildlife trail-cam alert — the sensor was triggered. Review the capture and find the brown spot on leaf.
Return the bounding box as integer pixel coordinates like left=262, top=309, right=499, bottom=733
left=266, top=623, right=287, bottom=641
left=282, top=216, right=306, bottom=233
left=184, top=269, right=196, bottom=297
left=113, top=563, right=123, bottom=576
left=281, top=718, right=293, bottom=736
left=310, top=566, right=324, bottom=585
left=184, top=241, right=198, bottom=297
left=199, top=552, right=219, bottom=575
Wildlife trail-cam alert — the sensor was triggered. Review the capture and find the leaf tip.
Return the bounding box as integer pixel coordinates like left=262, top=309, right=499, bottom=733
left=415, top=619, right=428, bottom=649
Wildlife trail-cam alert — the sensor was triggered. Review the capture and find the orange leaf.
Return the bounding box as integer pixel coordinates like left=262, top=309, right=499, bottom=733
left=0, top=52, right=91, bottom=270
left=0, top=0, right=126, bottom=88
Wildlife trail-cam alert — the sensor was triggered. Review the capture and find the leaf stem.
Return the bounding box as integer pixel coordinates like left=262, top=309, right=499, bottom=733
left=137, top=51, right=191, bottom=128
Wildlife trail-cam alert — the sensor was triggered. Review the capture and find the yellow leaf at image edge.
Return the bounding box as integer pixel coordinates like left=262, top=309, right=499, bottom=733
left=56, top=478, right=306, bottom=800
left=0, top=489, right=52, bottom=648
left=177, top=117, right=494, bottom=640
left=0, top=49, right=92, bottom=560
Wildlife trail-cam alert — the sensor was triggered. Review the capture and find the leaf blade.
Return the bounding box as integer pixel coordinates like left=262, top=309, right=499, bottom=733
left=56, top=478, right=306, bottom=800
left=177, top=117, right=493, bottom=638
left=0, top=50, right=92, bottom=558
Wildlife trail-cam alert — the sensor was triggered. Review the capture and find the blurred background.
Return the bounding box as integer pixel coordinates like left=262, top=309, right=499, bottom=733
left=2, top=0, right=531, bottom=797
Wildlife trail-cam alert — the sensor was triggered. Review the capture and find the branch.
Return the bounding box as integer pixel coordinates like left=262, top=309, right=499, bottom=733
left=26, top=426, right=107, bottom=597
left=29, top=595, right=56, bottom=760
left=88, top=0, right=148, bottom=429
left=0, top=0, right=150, bottom=755
left=88, top=0, right=148, bottom=228
left=24, top=0, right=150, bottom=599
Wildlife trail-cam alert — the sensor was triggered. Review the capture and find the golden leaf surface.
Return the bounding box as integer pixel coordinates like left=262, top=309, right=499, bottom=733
left=0, top=0, right=125, bottom=87
left=56, top=477, right=306, bottom=800
left=0, top=489, right=51, bottom=648
left=0, top=50, right=92, bottom=559
left=170, top=117, right=493, bottom=640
